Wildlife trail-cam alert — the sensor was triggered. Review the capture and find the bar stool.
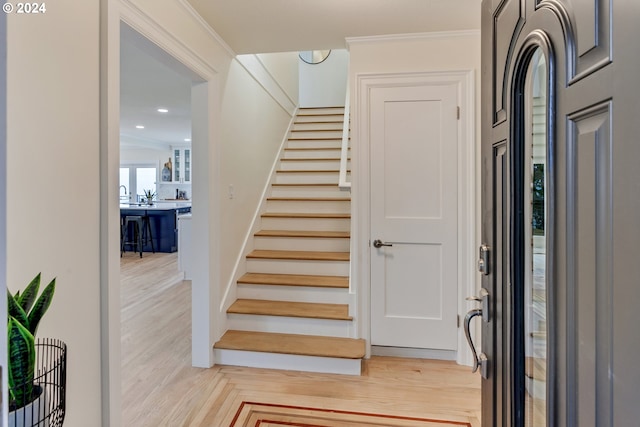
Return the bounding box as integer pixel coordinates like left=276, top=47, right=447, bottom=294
left=121, top=215, right=155, bottom=257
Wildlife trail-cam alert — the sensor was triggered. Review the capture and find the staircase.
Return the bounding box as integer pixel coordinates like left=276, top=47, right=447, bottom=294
left=214, top=106, right=365, bottom=375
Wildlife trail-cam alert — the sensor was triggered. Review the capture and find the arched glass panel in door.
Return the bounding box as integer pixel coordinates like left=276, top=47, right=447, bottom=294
left=525, top=47, right=548, bottom=426
left=517, top=46, right=549, bottom=427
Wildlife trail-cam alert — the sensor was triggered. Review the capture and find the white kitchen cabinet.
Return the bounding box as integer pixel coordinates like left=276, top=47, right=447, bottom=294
left=172, top=146, right=191, bottom=183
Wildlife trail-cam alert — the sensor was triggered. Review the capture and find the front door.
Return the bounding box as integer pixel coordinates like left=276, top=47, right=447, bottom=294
left=479, top=1, right=640, bottom=425
left=370, top=80, right=459, bottom=351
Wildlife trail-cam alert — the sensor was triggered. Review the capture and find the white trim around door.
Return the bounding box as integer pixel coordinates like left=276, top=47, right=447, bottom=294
left=351, top=70, right=477, bottom=366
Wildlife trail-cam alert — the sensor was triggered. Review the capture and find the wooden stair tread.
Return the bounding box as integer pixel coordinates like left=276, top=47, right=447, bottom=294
left=247, top=249, right=349, bottom=261
left=266, top=197, right=349, bottom=202
left=291, top=129, right=344, bottom=132
left=296, top=112, right=344, bottom=116
left=284, top=147, right=345, bottom=151
left=261, top=212, right=350, bottom=219
left=281, top=158, right=345, bottom=161
left=271, top=183, right=339, bottom=187
left=294, top=120, right=343, bottom=124
left=255, top=230, right=350, bottom=238
left=214, top=330, right=365, bottom=359
left=277, top=170, right=345, bottom=173
left=228, top=299, right=352, bottom=320
left=289, top=137, right=342, bottom=141
left=238, top=272, right=349, bottom=288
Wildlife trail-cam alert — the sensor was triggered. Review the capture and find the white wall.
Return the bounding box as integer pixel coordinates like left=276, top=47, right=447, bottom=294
left=257, top=51, right=300, bottom=104
left=299, top=49, right=349, bottom=107
left=218, top=58, right=293, bottom=289
left=6, top=1, right=102, bottom=425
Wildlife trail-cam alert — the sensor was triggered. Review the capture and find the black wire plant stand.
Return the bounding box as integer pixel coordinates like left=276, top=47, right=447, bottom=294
left=8, top=339, right=67, bottom=427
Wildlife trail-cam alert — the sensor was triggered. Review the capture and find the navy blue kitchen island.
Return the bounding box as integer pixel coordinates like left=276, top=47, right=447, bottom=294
left=120, top=202, right=191, bottom=253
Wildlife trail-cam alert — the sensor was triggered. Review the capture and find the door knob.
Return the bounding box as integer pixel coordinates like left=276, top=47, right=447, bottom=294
left=373, top=239, right=393, bottom=248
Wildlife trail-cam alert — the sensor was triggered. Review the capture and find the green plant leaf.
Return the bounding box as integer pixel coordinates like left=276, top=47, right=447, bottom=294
left=18, top=273, right=41, bottom=313
left=8, top=317, right=35, bottom=408
left=7, top=290, right=29, bottom=330
left=26, top=277, right=55, bottom=336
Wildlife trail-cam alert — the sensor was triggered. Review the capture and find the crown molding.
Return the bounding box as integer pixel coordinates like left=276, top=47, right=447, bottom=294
left=346, top=29, right=480, bottom=49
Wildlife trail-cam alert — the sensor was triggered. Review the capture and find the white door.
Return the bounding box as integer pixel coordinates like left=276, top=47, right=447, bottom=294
left=370, top=82, right=459, bottom=350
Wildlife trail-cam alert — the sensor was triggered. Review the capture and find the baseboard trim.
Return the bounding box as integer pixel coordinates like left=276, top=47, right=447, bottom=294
left=371, top=346, right=456, bottom=361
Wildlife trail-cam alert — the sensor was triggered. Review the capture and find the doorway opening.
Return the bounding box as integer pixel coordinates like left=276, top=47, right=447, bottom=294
left=102, top=14, right=218, bottom=423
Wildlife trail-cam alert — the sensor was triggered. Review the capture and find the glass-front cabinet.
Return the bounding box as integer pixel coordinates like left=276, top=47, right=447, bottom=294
left=172, top=146, right=191, bottom=184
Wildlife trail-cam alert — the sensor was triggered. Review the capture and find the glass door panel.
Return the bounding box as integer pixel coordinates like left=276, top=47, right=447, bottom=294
left=184, top=149, right=190, bottom=182
left=136, top=167, right=157, bottom=202
left=523, top=47, right=547, bottom=427
left=174, top=148, right=181, bottom=182
left=120, top=164, right=157, bottom=203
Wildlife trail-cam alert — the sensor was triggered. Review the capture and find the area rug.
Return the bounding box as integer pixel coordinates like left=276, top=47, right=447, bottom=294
left=229, top=401, right=472, bottom=427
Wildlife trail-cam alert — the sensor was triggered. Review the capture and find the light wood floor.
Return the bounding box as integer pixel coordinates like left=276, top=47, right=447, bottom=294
left=121, top=252, right=481, bottom=426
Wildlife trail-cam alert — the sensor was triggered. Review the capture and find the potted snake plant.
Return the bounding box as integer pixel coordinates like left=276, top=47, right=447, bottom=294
left=7, top=273, right=56, bottom=422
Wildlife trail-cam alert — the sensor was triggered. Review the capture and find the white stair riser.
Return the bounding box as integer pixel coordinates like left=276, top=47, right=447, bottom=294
left=283, top=149, right=342, bottom=159
left=286, top=139, right=342, bottom=149
left=270, top=186, right=348, bottom=198
left=280, top=159, right=346, bottom=171
left=293, top=122, right=343, bottom=131
left=295, top=115, right=344, bottom=123
left=298, top=109, right=344, bottom=116
left=246, top=258, right=349, bottom=276
left=265, top=200, right=350, bottom=214
left=260, top=217, right=350, bottom=231
left=289, top=130, right=343, bottom=139
left=237, top=284, right=350, bottom=304
left=275, top=172, right=340, bottom=184
left=254, top=236, right=350, bottom=251
left=227, top=314, right=352, bottom=337
left=213, top=349, right=362, bottom=376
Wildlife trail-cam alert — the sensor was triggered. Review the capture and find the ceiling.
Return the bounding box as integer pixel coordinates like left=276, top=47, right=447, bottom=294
left=185, top=0, right=481, bottom=54
left=120, top=1, right=481, bottom=147
left=120, top=24, right=196, bottom=149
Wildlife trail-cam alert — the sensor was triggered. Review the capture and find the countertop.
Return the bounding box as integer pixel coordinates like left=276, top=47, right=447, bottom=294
left=120, top=202, right=191, bottom=211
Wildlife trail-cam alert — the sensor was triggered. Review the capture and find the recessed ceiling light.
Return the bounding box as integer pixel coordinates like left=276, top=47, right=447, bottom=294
left=157, top=108, right=169, bottom=113
left=184, top=138, right=191, bottom=142
left=136, top=125, right=145, bottom=129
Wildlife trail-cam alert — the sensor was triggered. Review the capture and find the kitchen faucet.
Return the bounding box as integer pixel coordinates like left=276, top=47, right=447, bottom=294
left=120, top=185, right=128, bottom=200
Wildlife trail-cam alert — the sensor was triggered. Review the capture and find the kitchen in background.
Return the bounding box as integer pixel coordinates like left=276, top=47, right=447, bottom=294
left=119, top=23, right=194, bottom=278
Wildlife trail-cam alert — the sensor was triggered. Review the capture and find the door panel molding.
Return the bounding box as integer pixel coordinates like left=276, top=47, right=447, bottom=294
left=566, top=101, right=613, bottom=427
left=492, top=0, right=526, bottom=125
left=536, top=0, right=612, bottom=84
left=353, top=70, right=476, bottom=365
